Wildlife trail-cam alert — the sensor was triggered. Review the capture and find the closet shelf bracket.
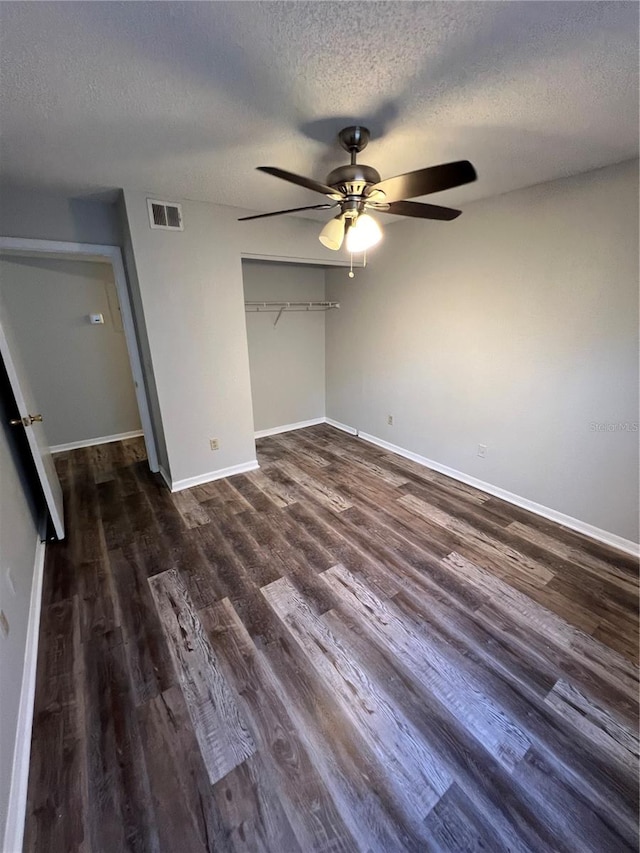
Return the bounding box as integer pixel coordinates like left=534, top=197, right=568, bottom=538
left=244, top=301, right=340, bottom=327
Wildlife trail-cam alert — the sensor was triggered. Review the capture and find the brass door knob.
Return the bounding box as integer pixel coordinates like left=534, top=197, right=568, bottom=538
left=9, top=414, right=42, bottom=426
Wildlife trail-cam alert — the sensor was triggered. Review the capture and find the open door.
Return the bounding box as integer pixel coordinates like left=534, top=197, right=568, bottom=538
left=0, top=291, right=64, bottom=539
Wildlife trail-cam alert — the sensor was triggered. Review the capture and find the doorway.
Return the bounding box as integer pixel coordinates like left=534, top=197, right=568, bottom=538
left=0, top=237, right=158, bottom=538
left=1, top=256, right=142, bottom=449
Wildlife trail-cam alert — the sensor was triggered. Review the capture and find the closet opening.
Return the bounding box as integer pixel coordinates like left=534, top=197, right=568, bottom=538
left=241, top=258, right=338, bottom=442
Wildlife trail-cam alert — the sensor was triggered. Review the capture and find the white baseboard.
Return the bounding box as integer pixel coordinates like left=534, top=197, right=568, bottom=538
left=254, top=417, right=325, bottom=439
left=50, top=429, right=144, bottom=454
left=169, top=460, right=260, bottom=493
left=3, top=534, right=46, bottom=853
left=324, top=417, right=358, bottom=436
left=354, top=430, right=640, bottom=558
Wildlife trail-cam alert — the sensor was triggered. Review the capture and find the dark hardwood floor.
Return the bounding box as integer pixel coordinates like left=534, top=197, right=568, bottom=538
left=24, top=424, right=639, bottom=852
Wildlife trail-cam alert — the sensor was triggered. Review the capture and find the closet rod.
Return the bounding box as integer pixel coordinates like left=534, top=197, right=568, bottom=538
left=244, top=301, right=340, bottom=309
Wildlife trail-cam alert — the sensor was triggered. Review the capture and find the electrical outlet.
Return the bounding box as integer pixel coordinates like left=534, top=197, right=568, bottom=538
left=0, top=610, right=9, bottom=639
left=387, top=415, right=394, bottom=426
left=209, top=438, right=220, bottom=451
left=478, top=444, right=487, bottom=458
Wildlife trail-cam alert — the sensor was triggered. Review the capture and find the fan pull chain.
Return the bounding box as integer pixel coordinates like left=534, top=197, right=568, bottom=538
left=363, top=250, right=367, bottom=268
left=348, top=253, right=354, bottom=278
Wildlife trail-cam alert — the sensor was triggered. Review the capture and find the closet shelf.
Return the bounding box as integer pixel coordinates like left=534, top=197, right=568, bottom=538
left=244, top=301, right=340, bottom=326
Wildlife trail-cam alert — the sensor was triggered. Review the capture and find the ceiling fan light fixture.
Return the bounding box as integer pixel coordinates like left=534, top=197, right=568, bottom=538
left=318, top=214, right=345, bottom=250
left=244, top=128, right=477, bottom=262
left=345, top=213, right=383, bottom=253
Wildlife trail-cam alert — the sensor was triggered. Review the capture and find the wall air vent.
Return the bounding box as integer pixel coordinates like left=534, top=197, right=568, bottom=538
left=147, top=198, right=184, bottom=231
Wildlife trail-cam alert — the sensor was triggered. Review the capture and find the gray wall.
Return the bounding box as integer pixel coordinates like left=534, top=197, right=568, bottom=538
left=122, top=190, right=345, bottom=485
left=117, top=194, right=170, bottom=473
left=326, top=159, right=639, bottom=543
left=0, top=256, right=141, bottom=446
left=243, top=261, right=326, bottom=432
left=0, top=381, right=39, bottom=846
left=0, top=185, right=121, bottom=246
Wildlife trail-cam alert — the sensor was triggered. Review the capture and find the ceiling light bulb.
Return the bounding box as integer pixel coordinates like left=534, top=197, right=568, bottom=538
left=345, top=213, right=382, bottom=253
left=319, top=215, right=345, bottom=250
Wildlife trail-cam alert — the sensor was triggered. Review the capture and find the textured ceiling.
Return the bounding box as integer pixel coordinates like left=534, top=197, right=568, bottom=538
left=1, top=1, right=638, bottom=219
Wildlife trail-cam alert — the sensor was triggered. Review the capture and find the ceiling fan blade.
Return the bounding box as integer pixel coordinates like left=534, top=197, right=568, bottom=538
left=238, top=203, right=336, bottom=222
left=257, top=166, right=344, bottom=199
left=382, top=200, right=462, bottom=221
left=369, top=160, right=476, bottom=203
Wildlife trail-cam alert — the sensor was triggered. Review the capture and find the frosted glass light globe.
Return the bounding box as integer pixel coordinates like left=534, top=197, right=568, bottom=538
left=318, top=216, right=345, bottom=250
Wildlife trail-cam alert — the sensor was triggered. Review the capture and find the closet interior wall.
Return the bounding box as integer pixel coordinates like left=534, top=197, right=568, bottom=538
left=242, top=260, right=328, bottom=434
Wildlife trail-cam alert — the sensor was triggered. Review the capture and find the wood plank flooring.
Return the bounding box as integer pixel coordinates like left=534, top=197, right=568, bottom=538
left=24, top=425, right=639, bottom=852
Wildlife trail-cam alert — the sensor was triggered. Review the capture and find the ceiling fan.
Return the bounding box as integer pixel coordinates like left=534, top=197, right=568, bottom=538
left=239, top=126, right=477, bottom=254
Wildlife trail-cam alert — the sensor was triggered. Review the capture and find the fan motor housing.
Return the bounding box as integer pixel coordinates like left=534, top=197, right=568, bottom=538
left=326, top=163, right=381, bottom=197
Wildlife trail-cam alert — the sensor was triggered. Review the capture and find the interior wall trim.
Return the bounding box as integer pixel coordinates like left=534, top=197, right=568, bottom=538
left=254, top=418, right=325, bottom=439
left=324, top=417, right=358, bottom=436
left=254, top=416, right=358, bottom=437
left=50, top=429, right=144, bottom=454
left=168, top=460, right=260, bottom=493
left=355, top=429, right=640, bottom=558
left=3, top=533, right=46, bottom=853
left=240, top=251, right=360, bottom=268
